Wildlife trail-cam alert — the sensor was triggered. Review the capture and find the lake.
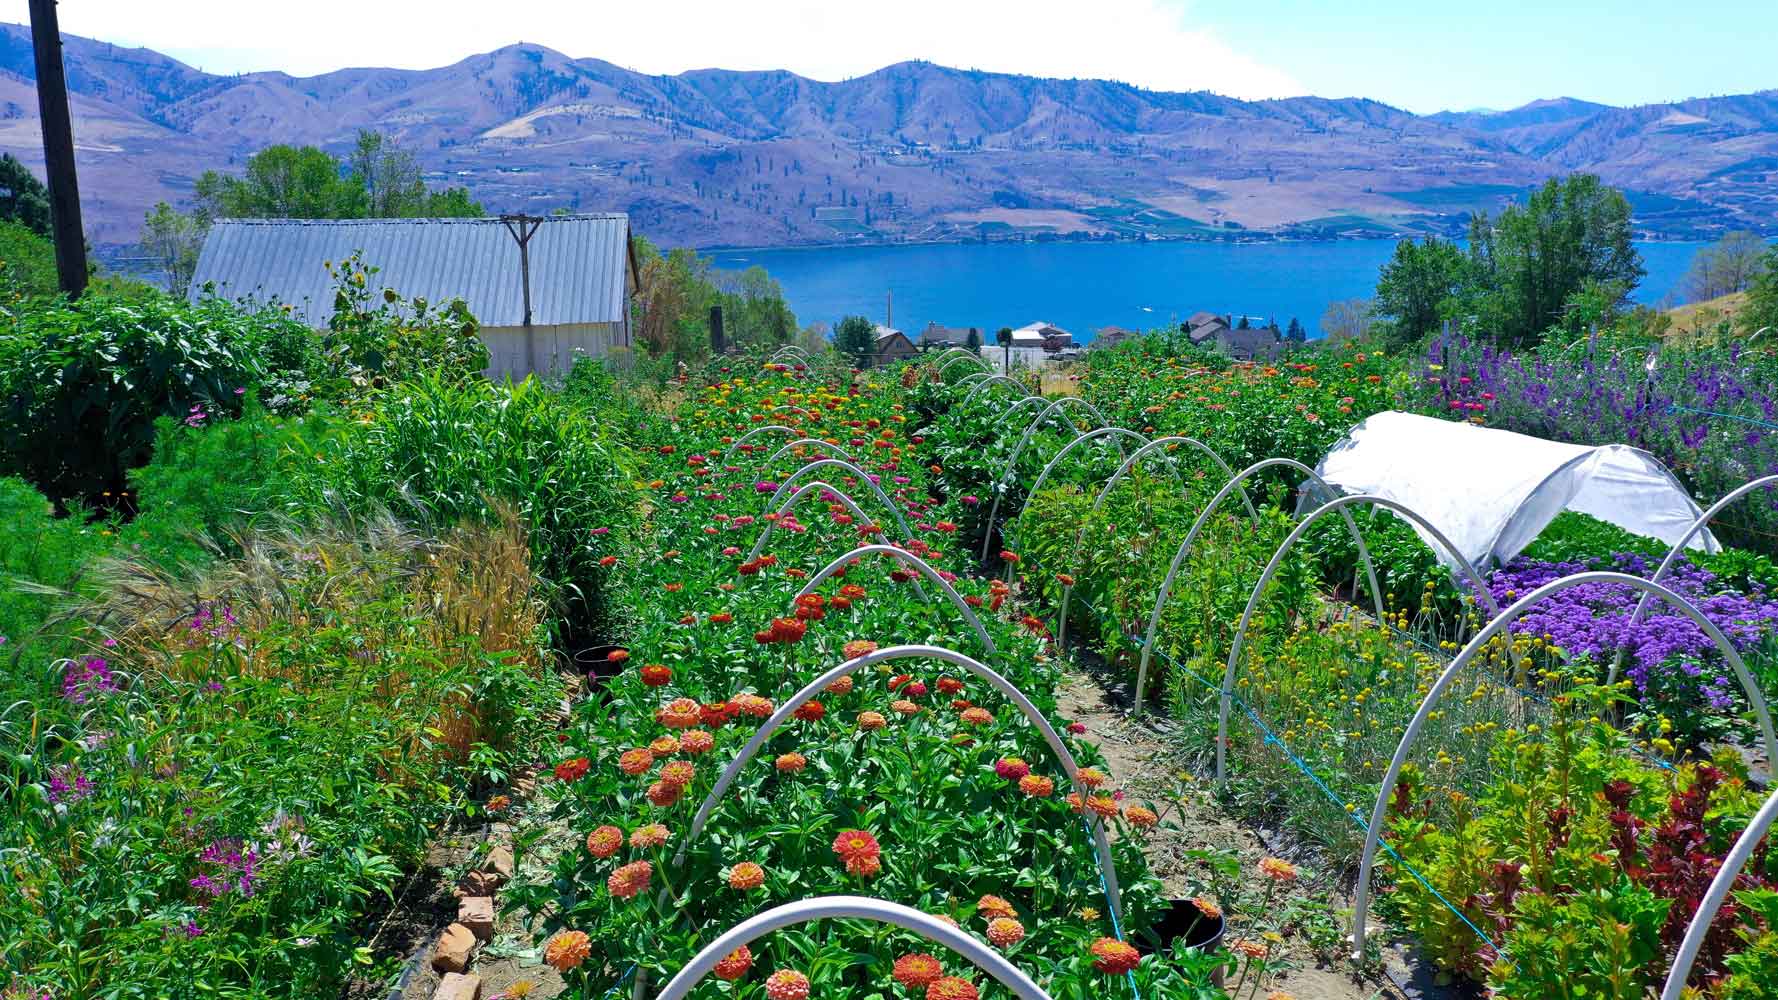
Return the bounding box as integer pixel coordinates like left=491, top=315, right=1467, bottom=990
left=710, top=239, right=1708, bottom=342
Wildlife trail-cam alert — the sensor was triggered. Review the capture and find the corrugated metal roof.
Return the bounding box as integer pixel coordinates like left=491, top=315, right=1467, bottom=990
left=188, top=215, right=632, bottom=328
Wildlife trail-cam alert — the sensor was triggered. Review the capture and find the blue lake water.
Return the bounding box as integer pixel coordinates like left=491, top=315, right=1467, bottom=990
left=711, top=239, right=1707, bottom=341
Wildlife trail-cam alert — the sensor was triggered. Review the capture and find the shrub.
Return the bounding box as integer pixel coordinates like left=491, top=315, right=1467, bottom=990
left=0, top=476, right=108, bottom=673
left=287, top=374, right=636, bottom=644
left=0, top=290, right=310, bottom=505
left=0, top=220, right=58, bottom=301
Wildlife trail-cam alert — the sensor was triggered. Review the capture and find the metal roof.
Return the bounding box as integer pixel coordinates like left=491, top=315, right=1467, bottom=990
left=188, top=215, right=633, bottom=328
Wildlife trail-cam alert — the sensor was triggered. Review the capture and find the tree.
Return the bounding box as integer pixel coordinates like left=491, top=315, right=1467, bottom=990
left=1236, top=315, right=1251, bottom=330
left=1374, top=236, right=1468, bottom=345
left=141, top=202, right=204, bottom=297
left=0, top=220, right=57, bottom=299
left=1320, top=298, right=1376, bottom=344
left=194, top=144, right=368, bottom=220
left=1466, top=173, right=1643, bottom=345
left=965, top=328, right=982, bottom=352
left=1285, top=317, right=1306, bottom=342
left=350, top=130, right=426, bottom=217
left=1681, top=231, right=1770, bottom=302
left=996, top=326, right=1013, bottom=371
left=0, top=154, right=51, bottom=237
left=1741, top=244, right=1778, bottom=339
left=422, top=186, right=484, bottom=218
left=834, top=315, right=876, bottom=365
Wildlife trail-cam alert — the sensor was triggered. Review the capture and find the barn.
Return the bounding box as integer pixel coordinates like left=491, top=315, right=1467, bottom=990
left=187, top=214, right=638, bottom=379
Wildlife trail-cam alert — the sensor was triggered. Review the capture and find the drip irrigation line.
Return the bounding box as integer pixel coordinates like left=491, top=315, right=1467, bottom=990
left=1083, top=815, right=1142, bottom=1000
left=1065, top=592, right=1514, bottom=967
left=1670, top=403, right=1778, bottom=433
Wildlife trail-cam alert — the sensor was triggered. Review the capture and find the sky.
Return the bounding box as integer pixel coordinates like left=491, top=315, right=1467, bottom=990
left=3, top=0, right=1773, bottom=113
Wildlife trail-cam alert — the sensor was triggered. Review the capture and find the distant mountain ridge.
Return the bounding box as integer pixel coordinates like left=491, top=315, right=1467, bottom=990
left=0, top=23, right=1773, bottom=249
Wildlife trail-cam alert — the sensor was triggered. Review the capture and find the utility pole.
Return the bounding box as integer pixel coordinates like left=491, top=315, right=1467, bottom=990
left=28, top=0, right=87, bottom=298
left=500, top=214, right=544, bottom=375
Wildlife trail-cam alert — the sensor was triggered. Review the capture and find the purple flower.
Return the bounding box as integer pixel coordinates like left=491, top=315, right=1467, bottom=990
left=62, top=656, right=119, bottom=704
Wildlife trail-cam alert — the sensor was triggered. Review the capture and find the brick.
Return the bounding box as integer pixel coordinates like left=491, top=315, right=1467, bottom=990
left=430, top=923, right=476, bottom=974
left=458, top=896, right=496, bottom=941
left=433, top=972, right=481, bottom=1000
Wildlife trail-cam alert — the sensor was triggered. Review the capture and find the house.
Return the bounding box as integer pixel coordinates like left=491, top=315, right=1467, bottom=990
left=188, top=215, right=638, bottom=379
left=920, top=323, right=982, bottom=349
left=870, top=329, right=919, bottom=367
left=1091, top=326, right=1138, bottom=349
left=1215, top=326, right=1282, bottom=361
left=1185, top=312, right=1230, bottom=346
left=1009, top=321, right=1074, bottom=351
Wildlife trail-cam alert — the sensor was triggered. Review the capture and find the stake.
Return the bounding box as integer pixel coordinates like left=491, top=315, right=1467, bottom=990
left=28, top=0, right=87, bottom=298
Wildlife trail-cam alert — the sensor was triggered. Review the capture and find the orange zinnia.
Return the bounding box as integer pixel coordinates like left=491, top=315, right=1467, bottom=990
left=893, top=953, right=944, bottom=989
left=543, top=929, right=591, bottom=971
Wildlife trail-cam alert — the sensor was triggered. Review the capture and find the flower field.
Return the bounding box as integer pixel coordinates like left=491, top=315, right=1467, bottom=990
left=6, top=289, right=1778, bottom=1000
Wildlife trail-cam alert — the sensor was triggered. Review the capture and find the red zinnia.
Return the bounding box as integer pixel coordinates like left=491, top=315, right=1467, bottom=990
left=927, top=976, right=979, bottom=1000
left=678, top=730, right=714, bottom=755
left=793, top=700, right=826, bottom=722
left=656, top=698, right=701, bottom=729
left=995, top=757, right=1030, bottom=781
left=553, top=757, right=590, bottom=782
left=1089, top=937, right=1141, bottom=974
left=893, top=953, right=944, bottom=989
left=764, top=969, right=811, bottom=1000
left=618, top=748, right=655, bottom=776
left=832, top=829, right=881, bottom=863
left=640, top=663, right=672, bottom=687
left=585, top=825, right=623, bottom=858
left=713, top=945, right=753, bottom=981
left=607, top=860, right=652, bottom=900
left=647, top=781, right=683, bottom=807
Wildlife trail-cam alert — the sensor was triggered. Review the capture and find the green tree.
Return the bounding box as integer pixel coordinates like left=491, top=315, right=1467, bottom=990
left=195, top=145, right=368, bottom=220
left=1320, top=298, right=1376, bottom=344
left=0, top=220, right=58, bottom=300
left=1466, top=173, right=1643, bottom=345
left=834, top=315, right=876, bottom=365
left=421, top=186, right=484, bottom=218
left=0, top=154, right=51, bottom=237
left=142, top=202, right=205, bottom=297
left=1681, top=231, right=1770, bottom=302
left=965, top=328, right=982, bottom=352
left=996, top=326, right=1012, bottom=371
left=1741, top=244, right=1778, bottom=339
left=349, top=130, right=425, bottom=217
left=1375, top=235, right=1469, bottom=345
left=1285, top=316, right=1306, bottom=342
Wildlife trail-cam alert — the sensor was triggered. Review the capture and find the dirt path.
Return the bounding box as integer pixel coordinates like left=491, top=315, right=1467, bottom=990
left=1054, top=664, right=1435, bottom=1000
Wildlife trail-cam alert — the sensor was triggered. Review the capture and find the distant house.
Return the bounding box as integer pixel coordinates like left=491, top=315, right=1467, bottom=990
left=1092, top=325, right=1138, bottom=349
left=188, top=215, right=638, bottom=379
left=920, top=322, right=982, bottom=349
left=1184, top=311, right=1231, bottom=346
left=1010, top=321, right=1074, bottom=351
left=870, top=329, right=919, bottom=367
left=1215, top=326, right=1282, bottom=361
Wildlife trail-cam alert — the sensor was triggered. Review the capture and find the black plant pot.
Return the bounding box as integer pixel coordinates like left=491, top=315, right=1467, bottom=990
left=1144, top=899, right=1228, bottom=986
left=572, top=645, right=629, bottom=691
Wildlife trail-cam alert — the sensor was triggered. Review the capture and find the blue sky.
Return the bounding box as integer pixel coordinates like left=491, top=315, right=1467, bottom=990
left=4, top=0, right=1772, bottom=113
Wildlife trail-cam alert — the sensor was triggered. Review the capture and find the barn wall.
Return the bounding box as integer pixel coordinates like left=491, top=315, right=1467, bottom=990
left=482, top=323, right=623, bottom=379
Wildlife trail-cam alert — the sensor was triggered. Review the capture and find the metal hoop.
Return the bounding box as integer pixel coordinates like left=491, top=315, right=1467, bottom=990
left=979, top=397, right=1117, bottom=560
left=1350, top=571, right=1778, bottom=963
left=763, top=459, right=915, bottom=543
left=1218, top=494, right=1504, bottom=781
left=653, top=897, right=1054, bottom=1000
left=722, top=425, right=801, bottom=462
left=937, top=352, right=992, bottom=379
left=1660, top=785, right=1778, bottom=999
left=794, top=546, right=995, bottom=654
left=759, top=438, right=857, bottom=470
left=1605, top=473, right=1771, bottom=687
left=746, top=482, right=923, bottom=600
left=673, top=644, right=1116, bottom=923
left=961, top=375, right=1028, bottom=407
left=1132, top=457, right=1384, bottom=717
left=1053, top=436, right=1249, bottom=648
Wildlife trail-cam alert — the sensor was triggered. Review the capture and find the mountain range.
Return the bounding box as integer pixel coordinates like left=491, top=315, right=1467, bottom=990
left=1, top=23, right=1774, bottom=251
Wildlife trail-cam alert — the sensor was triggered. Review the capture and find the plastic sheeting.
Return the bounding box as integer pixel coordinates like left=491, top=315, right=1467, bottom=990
left=1307, top=411, right=1717, bottom=569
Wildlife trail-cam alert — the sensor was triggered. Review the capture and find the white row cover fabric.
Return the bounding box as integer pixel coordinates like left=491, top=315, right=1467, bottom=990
left=1307, top=411, right=1718, bottom=569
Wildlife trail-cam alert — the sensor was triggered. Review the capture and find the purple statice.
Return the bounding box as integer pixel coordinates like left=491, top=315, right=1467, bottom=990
left=61, top=656, right=119, bottom=704
left=45, top=764, right=94, bottom=804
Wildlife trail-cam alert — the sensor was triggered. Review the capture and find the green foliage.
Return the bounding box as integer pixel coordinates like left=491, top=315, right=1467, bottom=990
left=1742, top=243, right=1778, bottom=338
left=0, top=476, right=108, bottom=664
left=1681, top=230, right=1770, bottom=303
left=195, top=145, right=369, bottom=221
left=834, top=313, right=876, bottom=364
left=348, top=130, right=484, bottom=219
left=0, top=152, right=51, bottom=237
left=0, top=289, right=305, bottom=504
left=0, top=220, right=59, bottom=301
left=287, top=374, right=636, bottom=641
left=312, top=251, right=487, bottom=402
left=1374, top=235, right=1470, bottom=346
left=122, top=402, right=339, bottom=568
left=629, top=236, right=796, bottom=362
left=1466, top=173, right=1644, bottom=345
left=140, top=202, right=204, bottom=298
